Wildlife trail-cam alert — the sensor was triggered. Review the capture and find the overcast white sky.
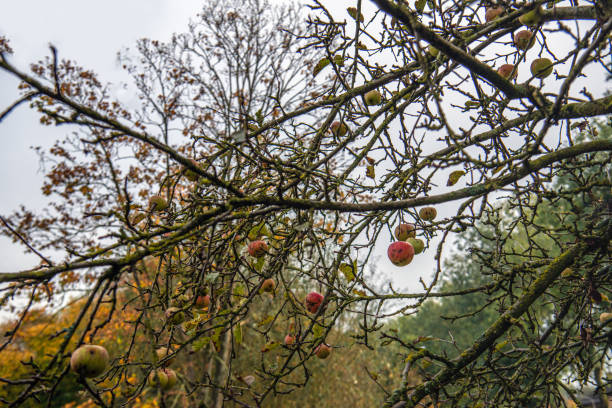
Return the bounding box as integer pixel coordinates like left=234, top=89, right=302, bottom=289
left=0, top=1, right=607, bottom=296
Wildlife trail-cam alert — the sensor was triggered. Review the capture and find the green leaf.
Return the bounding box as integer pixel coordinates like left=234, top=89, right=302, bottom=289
left=366, top=165, right=375, bottom=179
left=253, top=256, right=265, bottom=273
left=415, top=0, right=427, bottom=13
left=248, top=222, right=270, bottom=240
left=347, top=7, right=364, bottom=22
left=333, top=54, right=345, bottom=67
left=447, top=170, right=465, bottom=186
left=233, top=284, right=246, bottom=297
left=205, top=272, right=220, bottom=283
left=339, top=262, right=355, bottom=282
left=313, top=58, right=330, bottom=77
left=261, top=341, right=280, bottom=353
left=255, top=108, right=264, bottom=125
left=212, top=327, right=223, bottom=352
left=234, top=324, right=242, bottom=346
left=193, top=336, right=210, bottom=352
left=313, top=323, right=325, bottom=339
left=257, top=315, right=274, bottom=327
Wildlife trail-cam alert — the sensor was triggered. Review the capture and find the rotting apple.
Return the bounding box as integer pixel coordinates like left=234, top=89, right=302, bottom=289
left=314, top=343, right=331, bottom=359
left=485, top=6, right=504, bottom=22
left=195, top=294, right=210, bottom=309
left=248, top=240, right=268, bottom=258
left=70, top=344, right=109, bottom=378
left=387, top=241, right=415, bottom=266
left=261, top=278, right=276, bottom=293
left=364, top=90, right=382, bottom=106
left=330, top=121, right=348, bottom=137
left=419, top=206, right=437, bottom=221
left=530, top=58, right=553, bottom=78
left=305, top=291, right=324, bottom=314
left=513, top=30, right=535, bottom=50
left=497, top=64, right=517, bottom=80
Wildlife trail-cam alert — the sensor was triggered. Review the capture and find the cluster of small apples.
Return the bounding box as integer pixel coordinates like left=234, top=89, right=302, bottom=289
left=246, top=240, right=278, bottom=294
left=486, top=6, right=554, bottom=81
left=330, top=93, right=392, bottom=136
left=282, top=291, right=331, bottom=359
left=387, top=207, right=436, bottom=266
left=69, top=345, right=178, bottom=399
left=246, top=240, right=331, bottom=359
left=149, top=368, right=178, bottom=390
left=149, top=346, right=179, bottom=390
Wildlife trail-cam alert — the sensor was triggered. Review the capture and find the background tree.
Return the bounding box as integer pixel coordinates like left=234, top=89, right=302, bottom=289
left=1, top=0, right=612, bottom=407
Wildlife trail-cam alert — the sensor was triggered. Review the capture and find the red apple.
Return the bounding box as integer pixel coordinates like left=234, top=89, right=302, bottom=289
left=513, top=30, right=535, bottom=50
left=305, top=291, right=324, bottom=314
left=497, top=64, right=517, bottom=80
left=162, top=368, right=178, bottom=390
left=284, top=334, right=296, bottom=346
left=394, top=223, right=416, bottom=241
left=387, top=241, right=415, bottom=266
left=248, top=240, right=268, bottom=258
left=70, top=344, right=109, bottom=378
left=195, top=294, right=210, bottom=309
